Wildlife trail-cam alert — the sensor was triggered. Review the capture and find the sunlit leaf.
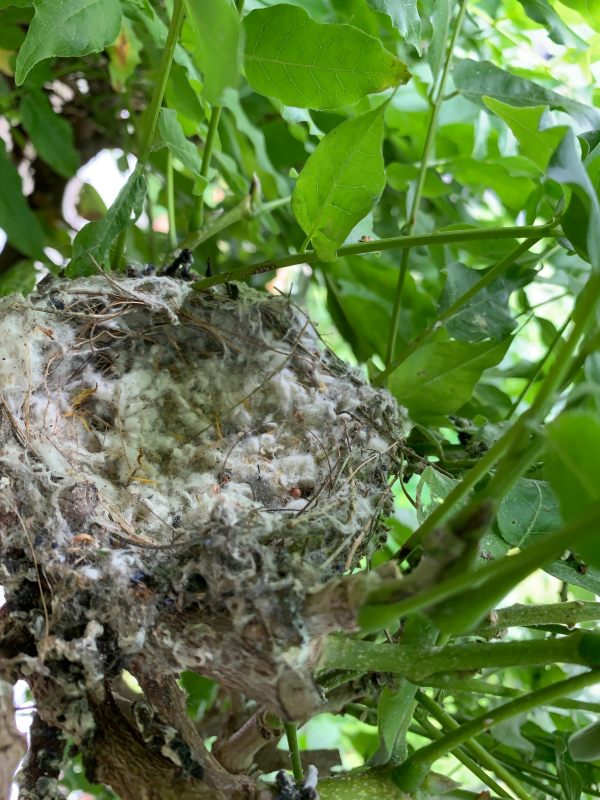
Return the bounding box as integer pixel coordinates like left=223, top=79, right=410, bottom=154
left=388, top=337, right=511, bottom=421
left=454, top=59, right=600, bottom=129
left=292, top=104, right=386, bottom=261
left=243, top=4, right=410, bottom=110
left=366, top=0, right=421, bottom=54
left=184, top=0, right=241, bottom=104
left=15, top=0, right=122, bottom=85
left=482, top=97, right=567, bottom=171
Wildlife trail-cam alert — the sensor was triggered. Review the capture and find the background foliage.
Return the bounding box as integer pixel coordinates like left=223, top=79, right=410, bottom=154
left=2, top=0, right=600, bottom=798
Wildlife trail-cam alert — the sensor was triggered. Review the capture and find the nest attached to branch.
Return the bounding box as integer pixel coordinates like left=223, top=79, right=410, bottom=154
left=0, top=274, right=404, bottom=752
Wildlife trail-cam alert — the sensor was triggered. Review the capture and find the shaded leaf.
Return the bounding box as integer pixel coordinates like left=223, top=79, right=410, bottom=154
left=453, top=59, right=600, bottom=130
left=0, top=138, right=45, bottom=259
left=15, top=0, right=121, bottom=85
left=545, top=410, right=600, bottom=566
left=548, top=129, right=600, bottom=266
left=184, top=0, right=241, bottom=104
left=428, top=0, right=450, bottom=82
left=20, top=89, right=80, bottom=178
left=517, top=0, right=586, bottom=47
left=76, top=183, right=107, bottom=222
left=482, top=97, right=567, bottom=171
left=156, top=107, right=202, bottom=175
left=367, top=0, right=421, bottom=54
left=243, top=4, right=410, bottom=110
left=292, top=104, right=386, bottom=261
left=438, top=262, right=525, bottom=342
left=107, top=17, right=142, bottom=92
left=498, top=478, right=561, bottom=547
left=388, top=337, right=511, bottom=421
left=0, top=260, right=36, bottom=297
left=69, top=167, right=147, bottom=275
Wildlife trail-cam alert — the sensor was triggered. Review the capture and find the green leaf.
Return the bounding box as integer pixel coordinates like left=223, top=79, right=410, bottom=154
left=0, top=138, right=45, bottom=259
left=15, top=0, right=122, bottom=85
left=438, top=262, right=524, bottom=343
left=545, top=410, right=600, bottom=566
left=388, top=337, right=511, bottom=422
left=156, top=108, right=202, bottom=175
left=0, top=260, right=36, bottom=297
left=453, top=59, right=600, bottom=130
left=184, top=0, right=241, bottom=104
left=366, top=0, right=421, bottom=54
left=243, top=4, right=410, bottom=110
left=498, top=478, right=562, bottom=547
left=517, top=0, right=586, bottom=47
left=369, top=615, right=437, bottom=766
left=548, top=129, right=600, bottom=267
left=76, top=183, right=107, bottom=222
left=19, top=90, right=80, bottom=178
left=557, top=0, right=600, bottom=30
left=556, top=736, right=583, bottom=799
left=292, top=104, right=386, bottom=261
left=428, top=0, right=450, bottom=82
left=107, top=18, right=142, bottom=92
left=482, top=97, right=567, bottom=171
left=69, top=167, right=147, bottom=275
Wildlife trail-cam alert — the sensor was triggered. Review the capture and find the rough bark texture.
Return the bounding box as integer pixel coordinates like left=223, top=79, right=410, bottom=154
left=0, top=274, right=404, bottom=799
left=0, top=679, right=26, bottom=800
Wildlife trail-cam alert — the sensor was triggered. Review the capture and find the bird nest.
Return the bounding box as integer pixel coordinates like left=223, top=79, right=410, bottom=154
left=0, top=273, right=404, bottom=741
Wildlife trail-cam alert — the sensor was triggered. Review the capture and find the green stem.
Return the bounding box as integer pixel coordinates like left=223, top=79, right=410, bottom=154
left=417, top=692, right=532, bottom=800
left=424, top=675, right=600, bottom=714
left=321, top=630, right=600, bottom=679
left=192, top=223, right=558, bottom=291
left=396, top=270, right=600, bottom=560
left=190, top=105, right=223, bottom=231
left=414, top=709, right=513, bottom=799
left=166, top=151, right=177, bottom=250
left=110, top=228, right=127, bottom=271
left=377, top=236, right=541, bottom=384
left=138, top=0, right=185, bottom=165
left=283, top=722, right=303, bottom=784
left=179, top=194, right=290, bottom=255
left=473, top=600, right=600, bottom=637
left=385, top=0, right=468, bottom=366
left=392, top=669, right=600, bottom=791
left=236, top=0, right=245, bottom=10
left=361, top=498, right=600, bottom=630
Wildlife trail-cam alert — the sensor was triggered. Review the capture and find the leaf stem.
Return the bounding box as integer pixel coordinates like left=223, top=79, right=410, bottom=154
left=392, top=669, right=600, bottom=791
left=361, top=498, right=600, bottom=629
left=396, top=271, right=600, bottom=560
left=416, top=692, right=532, bottom=800
left=191, top=222, right=558, bottom=291
left=190, top=105, right=223, bottom=231
left=283, top=721, right=303, bottom=783
left=166, top=151, right=177, bottom=250
left=414, top=708, right=514, bottom=799
left=375, top=236, right=541, bottom=384
left=138, top=0, right=185, bottom=165
left=321, top=629, right=600, bottom=678
left=384, top=0, right=468, bottom=366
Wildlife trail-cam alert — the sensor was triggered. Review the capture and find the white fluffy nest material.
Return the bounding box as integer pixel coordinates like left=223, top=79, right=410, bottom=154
left=0, top=274, right=405, bottom=726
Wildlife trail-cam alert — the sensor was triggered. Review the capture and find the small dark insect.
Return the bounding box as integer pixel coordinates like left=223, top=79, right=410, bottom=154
left=162, top=249, right=194, bottom=279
